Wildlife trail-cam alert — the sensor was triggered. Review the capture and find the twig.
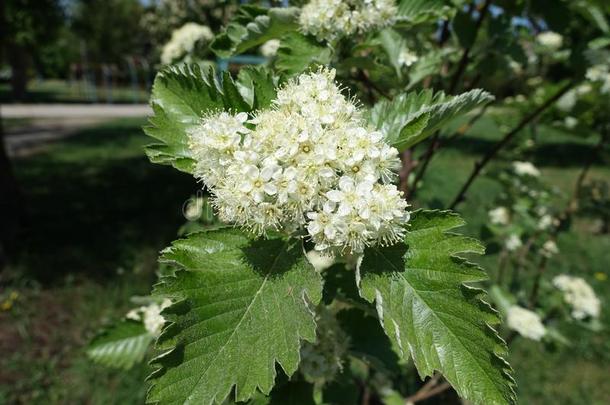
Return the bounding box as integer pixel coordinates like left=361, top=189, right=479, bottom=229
left=399, top=148, right=415, bottom=195
left=406, top=104, right=489, bottom=200
left=528, top=129, right=608, bottom=307
left=358, top=69, right=391, bottom=100
left=447, top=0, right=491, bottom=94
left=406, top=0, right=491, bottom=200
left=449, top=81, right=575, bottom=209
left=405, top=375, right=452, bottom=404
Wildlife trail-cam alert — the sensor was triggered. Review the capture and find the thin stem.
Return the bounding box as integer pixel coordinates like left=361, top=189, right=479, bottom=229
left=449, top=81, right=575, bottom=209
left=406, top=104, right=489, bottom=200
left=528, top=129, right=608, bottom=307
left=405, top=376, right=452, bottom=404
left=406, top=0, right=491, bottom=200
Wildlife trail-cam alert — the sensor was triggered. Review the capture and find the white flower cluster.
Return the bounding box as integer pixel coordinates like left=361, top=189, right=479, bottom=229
left=541, top=240, right=559, bottom=258
left=260, top=39, right=281, bottom=58
left=553, top=275, right=601, bottom=319
left=126, top=299, right=172, bottom=336
left=505, top=234, right=522, bottom=251
left=513, top=161, right=540, bottom=177
left=299, top=0, right=397, bottom=41
left=398, top=49, right=418, bottom=67
left=506, top=305, right=546, bottom=341
left=488, top=206, right=510, bottom=226
left=586, top=64, right=610, bottom=94
left=161, top=23, right=214, bottom=65
left=188, top=68, right=409, bottom=253
left=536, top=31, right=563, bottom=50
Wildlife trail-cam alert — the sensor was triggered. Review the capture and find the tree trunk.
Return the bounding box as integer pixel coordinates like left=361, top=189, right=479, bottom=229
left=8, top=45, right=29, bottom=101
left=0, top=114, right=25, bottom=267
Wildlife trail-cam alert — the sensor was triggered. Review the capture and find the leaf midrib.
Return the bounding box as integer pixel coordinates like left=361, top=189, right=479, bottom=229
left=181, top=241, right=289, bottom=403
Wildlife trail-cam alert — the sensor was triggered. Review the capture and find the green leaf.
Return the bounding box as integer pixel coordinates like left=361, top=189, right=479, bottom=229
left=211, top=6, right=299, bottom=58
left=276, top=32, right=332, bottom=75
left=147, top=229, right=323, bottom=405
left=397, top=0, right=455, bottom=24
left=87, top=320, right=154, bottom=370
left=367, top=89, right=494, bottom=150
left=357, top=210, right=516, bottom=405
left=143, top=64, right=251, bottom=174
left=236, top=66, right=278, bottom=110
left=378, top=29, right=407, bottom=79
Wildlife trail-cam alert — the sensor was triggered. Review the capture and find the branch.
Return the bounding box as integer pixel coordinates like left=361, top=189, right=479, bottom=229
left=406, top=104, right=489, bottom=200
left=528, top=129, right=607, bottom=307
left=405, top=0, right=491, bottom=200
left=449, top=81, right=575, bottom=210
left=405, top=375, right=452, bottom=404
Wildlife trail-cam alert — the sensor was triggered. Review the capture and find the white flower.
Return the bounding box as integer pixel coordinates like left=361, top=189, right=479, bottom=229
left=585, top=65, right=610, bottom=94
left=506, top=305, right=546, bottom=341
left=537, top=214, right=554, bottom=230
left=556, top=90, right=577, bottom=112
left=536, top=31, right=563, bottom=50
left=512, top=161, right=540, bottom=177
left=553, top=275, right=601, bottom=319
left=299, top=0, right=397, bottom=41
left=125, top=299, right=172, bottom=336
left=260, top=39, right=281, bottom=58
left=488, top=207, right=510, bottom=226
left=188, top=68, right=408, bottom=253
left=564, top=116, right=578, bottom=129
left=505, top=234, right=522, bottom=251
left=306, top=250, right=335, bottom=271
left=161, top=23, right=214, bottom=65
left=398, top=49, right=418, bottom=67
left=541, top=240, right=559, bottom=258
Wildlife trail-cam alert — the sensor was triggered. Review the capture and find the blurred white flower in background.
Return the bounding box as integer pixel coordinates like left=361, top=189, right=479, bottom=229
left=585, top=64, right=610, bottom=94
left=506, top=305, right=546, bottom=341
left=125, top=299, right=172, bottom=336
left=161, top=23, right=214, bottom=65
left=537, top=214, right=554, bottom=230
left=553, top=275, right=601, bottom=319
left=261, top=39, right=281, bottom=58
left=541, top=240, right=559, bottom=258
left=556, top=89, right=577, bottom=112
left=505, top=234, right=522, bottom=251
left=488, top=207, right=510, bottom=225
left=300, top=0, right=397, bottom=41
left=536, top=31, right=563, bottom=50
left=398, top=48, right=418, bottom=67
left=513, top=161, right=540, bottom=177
left=563, top=116, right=578, bottom=129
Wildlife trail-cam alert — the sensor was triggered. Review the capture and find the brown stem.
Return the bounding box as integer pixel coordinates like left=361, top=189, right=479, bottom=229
left=358, top=69, right=390, bottom=100
left=406, top=104, right=489, bottom=200
left=528, top=255, right=548, bottom=308
left=449, top=81, right=575, bottom=209
left=405, top=376, right=452, bottom=404
left=447, top=0, right=491, bottom=94
left=399, top=148, right=415, bottom=195
left=528, top=129, right=607, bottom=307
left=405, top=1, right=491, bottom=200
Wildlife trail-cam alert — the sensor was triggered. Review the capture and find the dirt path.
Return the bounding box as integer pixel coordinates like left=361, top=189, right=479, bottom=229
left=1, top=104, right=151, bottom=157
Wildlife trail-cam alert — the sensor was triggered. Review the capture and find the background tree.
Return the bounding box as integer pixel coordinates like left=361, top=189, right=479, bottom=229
left=1, top=0, right=63, bottom=100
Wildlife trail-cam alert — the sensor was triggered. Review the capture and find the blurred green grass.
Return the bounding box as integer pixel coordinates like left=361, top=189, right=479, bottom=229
left=0, top=80, right=150, bottom=104
left=0, top=116, right=608, bottom=404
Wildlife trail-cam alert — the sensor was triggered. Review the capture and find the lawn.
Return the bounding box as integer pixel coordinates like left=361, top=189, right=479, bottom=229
left=0, top=80, right=150, bottom=104
left=0, top=116, right=608, bottom=404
